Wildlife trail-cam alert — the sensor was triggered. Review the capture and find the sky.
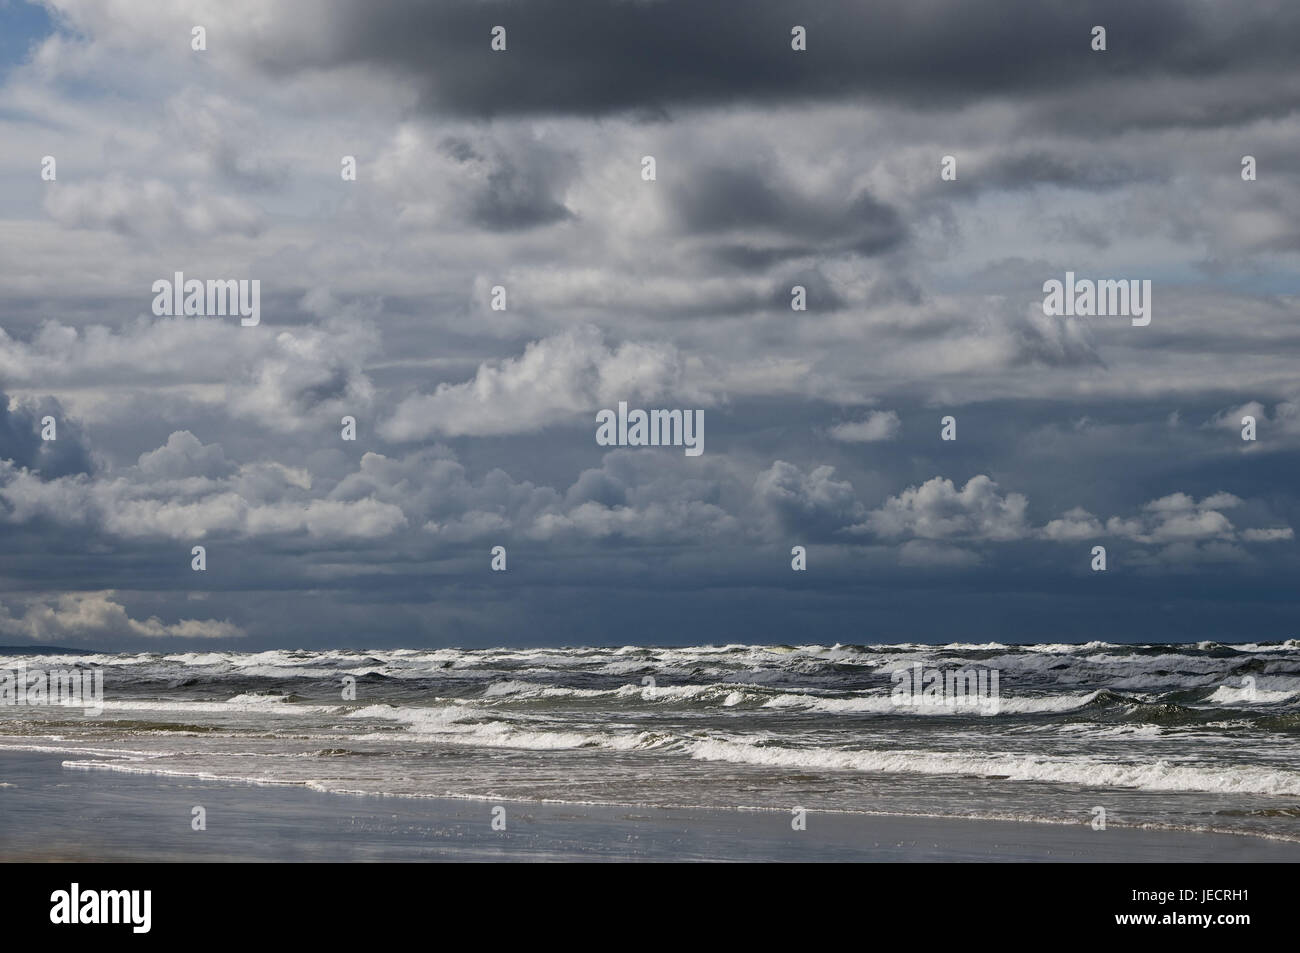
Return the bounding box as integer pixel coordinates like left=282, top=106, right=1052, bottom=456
left=1, top=0, right=1299, bottom=650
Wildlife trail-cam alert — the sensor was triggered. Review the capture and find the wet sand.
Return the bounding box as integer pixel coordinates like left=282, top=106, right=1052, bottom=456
left=2, top=751, right=1298, bottom=862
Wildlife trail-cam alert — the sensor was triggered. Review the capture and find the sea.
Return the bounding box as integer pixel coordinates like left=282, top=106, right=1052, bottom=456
left=2, top=641, right=1299, bottom=843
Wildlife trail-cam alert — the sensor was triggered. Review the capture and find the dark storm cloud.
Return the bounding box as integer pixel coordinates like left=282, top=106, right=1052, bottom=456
left=249, top=0, right=1300, bottom=120
left=439, top=135, right=575, bottom=231
left=676, top=168, right=901, bottom=240
left=672, top=166, right=905, bottom=266
left=0, top=392, right=93, bottom=478
left=975, top=151, right=1149, bottom=194
left=767, top=268, right=846, bottom=312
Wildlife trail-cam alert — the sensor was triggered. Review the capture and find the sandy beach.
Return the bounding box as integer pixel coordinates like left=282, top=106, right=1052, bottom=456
left=2, top=751, right=1297, bottom=862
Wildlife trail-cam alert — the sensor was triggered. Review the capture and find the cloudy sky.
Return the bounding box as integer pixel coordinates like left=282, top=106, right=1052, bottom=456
left=2, top=0, right=1299, bottom=650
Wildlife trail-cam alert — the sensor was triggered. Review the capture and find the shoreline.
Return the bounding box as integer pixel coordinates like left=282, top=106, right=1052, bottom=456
left=60, top=751, right=1300, bottom=849
left=3, top=750, right=1299, bottom=862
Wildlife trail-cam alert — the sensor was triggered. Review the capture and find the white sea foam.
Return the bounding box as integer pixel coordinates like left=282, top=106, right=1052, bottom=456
left=687, top=739, right=1300, bottom=796
left=86, top=695, right=343, bottom=715
left=1206, top=685, right=1299, bottom=705
left=345, top=703, right=679, bottom=752
left=761, top=690, right=1103, bottom=715
left=482, top=680, right=608, bottom=699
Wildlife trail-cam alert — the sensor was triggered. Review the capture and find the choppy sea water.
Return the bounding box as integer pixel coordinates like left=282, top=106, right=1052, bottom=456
left=2, top=642, right=1299, bottom=842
